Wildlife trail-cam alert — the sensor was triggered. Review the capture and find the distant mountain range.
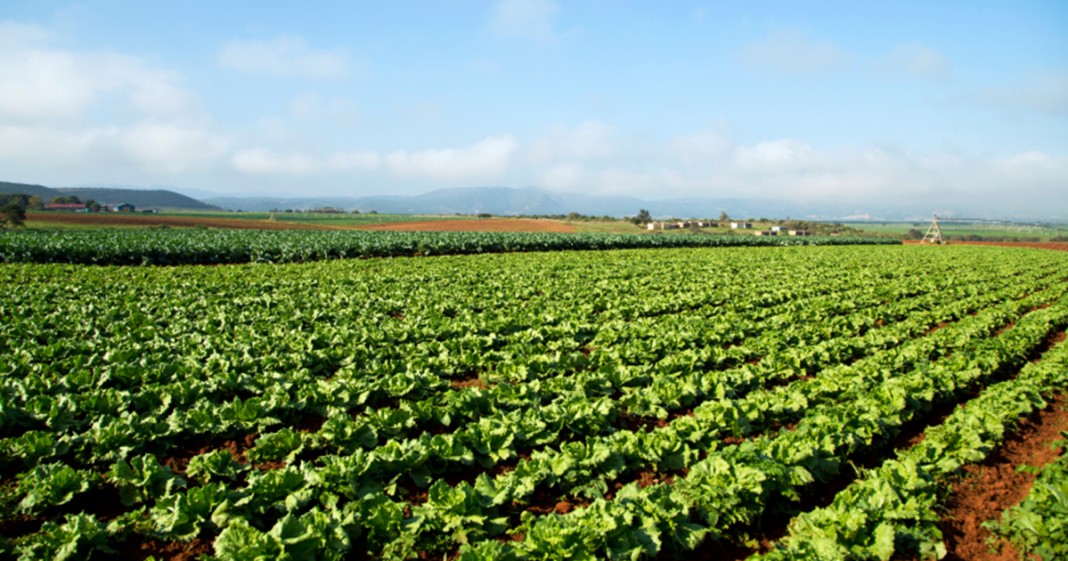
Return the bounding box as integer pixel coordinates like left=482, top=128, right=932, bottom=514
left=203, top=186, right=879, bottom=220
left=3, top=180, right=1062, bottom=222
left=0, top=181, right=218, bottom=211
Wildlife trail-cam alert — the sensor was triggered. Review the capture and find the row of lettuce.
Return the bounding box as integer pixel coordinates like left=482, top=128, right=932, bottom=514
left=1, top=246, right=1066, bottom=560
left=752, top=325, right=1068, bottom=561
left=987, top=433, right=1068, bottom=560
left=0, top=228, right=898, bottom=265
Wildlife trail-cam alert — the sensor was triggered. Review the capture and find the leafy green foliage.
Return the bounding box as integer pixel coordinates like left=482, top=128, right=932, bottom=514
left=186, top=449, right=249, bottom=483
left=14, top=513, right=113, bottom=561
left=0, top=228, right=897, bottom=265
left=987, top=435, right=1068, bottom=560
left=107, top=454, right=185, bottom=506
left=13, top=462, right=95, bottom=514
left=1, top=245, right=1066, bottom=559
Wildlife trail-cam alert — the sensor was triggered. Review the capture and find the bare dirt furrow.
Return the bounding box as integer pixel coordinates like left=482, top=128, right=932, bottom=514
left=936, top=392, right=1068, bottom=561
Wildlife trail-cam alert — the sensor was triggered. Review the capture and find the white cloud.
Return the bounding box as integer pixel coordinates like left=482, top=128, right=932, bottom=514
left=0, top=124, right=118, bottom=161
left=327, top=150, right=380, bottom=171
left=540, top=162, right=586, bottom=190
left=490, top=0, right=560, bottom=43
left=735, top=139, right=816, bottom=170
left=120, top=121, right=230, bottom=173
left=218, top=36, right=349, bottom=79
left=527, top=121, right=618, bottom=163
left=0, top=49, right=99, bottom=119
left=884, top=43, right=951, bottom=79
left=0, top=38, right=199, bottom=121
left=668, top=131, right=732, bottom=164
left=232, top=148, right=319, bottom=174
left=991, top=151, right=1066, bottom=186
left=385, top=135, right=519, bottom=180
left=0, top=25, right=222, bottom=177
left=0, top=120, right=227, bottom=175
left=741, top=27, right=847, bottom=75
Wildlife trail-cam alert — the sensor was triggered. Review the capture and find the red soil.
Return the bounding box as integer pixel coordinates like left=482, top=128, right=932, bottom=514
left=358, top=218, right=576, bottom=233
left=120, top=537, right=214, bottom=561
left=936, top=393, right=1068, bottom=561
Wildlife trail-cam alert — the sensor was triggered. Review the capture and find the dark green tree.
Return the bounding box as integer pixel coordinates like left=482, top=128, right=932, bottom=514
left=631, top=209, right=652, bottom=225
left=1, top=201, right=26, bottom=228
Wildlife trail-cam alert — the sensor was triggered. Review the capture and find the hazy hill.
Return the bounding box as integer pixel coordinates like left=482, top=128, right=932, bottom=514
left=0, top=181, right=59, bottom=199
left=0, top=181, right=218, bottom=210
left=206, top=186, right=796, bottom=219
left=55, top=188, right=218, bottom=210
left=208, top=186, right=1055, bottom=222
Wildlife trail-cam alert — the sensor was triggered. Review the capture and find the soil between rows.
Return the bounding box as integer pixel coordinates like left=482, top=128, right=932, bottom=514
left=932, top=393, right=1068, bottom=561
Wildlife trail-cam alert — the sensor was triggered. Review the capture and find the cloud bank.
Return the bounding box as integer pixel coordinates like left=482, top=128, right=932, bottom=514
left=0, top=15, right=1063, bottom=219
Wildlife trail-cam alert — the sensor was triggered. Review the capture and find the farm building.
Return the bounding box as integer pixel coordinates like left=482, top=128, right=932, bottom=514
left=115, top=203, right=136, bottom=212
left=43, top=203, right=87, bottom=212
left=788, top=229, right=811, bottom=236
left=646, top=222, right=682, bottom=230
left=730, top=222, right=753, bottom=229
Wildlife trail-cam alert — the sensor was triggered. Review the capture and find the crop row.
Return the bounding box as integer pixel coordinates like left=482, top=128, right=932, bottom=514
left=986, top=427, right=1068, bottom=560
left=0, top=245, right=1065, bottom=560
left=754, top=321, right=1068, bottom=560
left=0, top=228, right=898, bottom=265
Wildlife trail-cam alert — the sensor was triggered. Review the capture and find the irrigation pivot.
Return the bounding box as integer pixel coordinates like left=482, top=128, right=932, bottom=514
left=921, top=214, right=945, bottom=245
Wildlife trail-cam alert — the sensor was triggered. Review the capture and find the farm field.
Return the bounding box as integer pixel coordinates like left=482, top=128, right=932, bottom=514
left=23, top=211, right=463, bottom=231
left=851, top=221, right=1068, bottom=242
left=1, top=244, right=1067, bottom=560
left=0, top=229, right=896, bottom=266
left=358, top=218, right=576, bottom=233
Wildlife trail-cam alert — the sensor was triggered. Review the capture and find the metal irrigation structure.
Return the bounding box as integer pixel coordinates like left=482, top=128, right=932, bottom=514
left=920, top=215, right=945, bottom=245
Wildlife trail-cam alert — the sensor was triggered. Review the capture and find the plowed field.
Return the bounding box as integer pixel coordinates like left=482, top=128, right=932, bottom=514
left=357, top=218, right=576, bottom=233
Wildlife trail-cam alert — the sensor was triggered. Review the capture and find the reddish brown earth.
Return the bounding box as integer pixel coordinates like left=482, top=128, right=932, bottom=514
left=120, top=537, right=214, bottom=561
left=935, top=393, right=1068, bottom=561
left=358, top=218, right=576, bottom=233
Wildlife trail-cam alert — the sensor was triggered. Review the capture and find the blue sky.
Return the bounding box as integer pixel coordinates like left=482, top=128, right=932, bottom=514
left=1, top=1, right=1065, bottom=215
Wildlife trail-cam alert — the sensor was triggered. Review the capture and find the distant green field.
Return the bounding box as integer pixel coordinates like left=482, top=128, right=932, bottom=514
left=848, top=221, right=1068, bottom=241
